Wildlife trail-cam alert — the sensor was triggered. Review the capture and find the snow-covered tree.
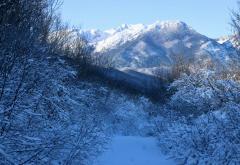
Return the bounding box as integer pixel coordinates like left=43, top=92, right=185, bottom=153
left=168, top=71, right=240, bottom=115
left=156, top=103, right=240, bottom=164
left=0, top=1, right=107, bottom=164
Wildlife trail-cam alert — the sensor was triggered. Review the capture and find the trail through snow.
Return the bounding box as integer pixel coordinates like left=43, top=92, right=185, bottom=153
left=94, top=136, right=174, bottom=165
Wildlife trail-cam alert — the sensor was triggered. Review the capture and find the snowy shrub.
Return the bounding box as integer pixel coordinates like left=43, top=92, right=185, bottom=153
left=156, top=71, right=240, bottom=164
left=0, top=57, right=108, bottom=164
left=156, top=103, right=240, bottom=164
left=95, top=92, right=155, bottom=136
left=168, top=71, right=240, bottom=115
left=0, top=1, right=109, bottom=164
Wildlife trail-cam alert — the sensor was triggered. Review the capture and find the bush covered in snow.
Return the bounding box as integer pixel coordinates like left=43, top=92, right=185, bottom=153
left=0, top=56, right=108, bottom=164
left=156, top=103, right=240, bottom=164
left=0, top=1, right=107, bottom=164
left=154, top=69, right=240, bottom=164
left=168, top=71, right=240, bottom=115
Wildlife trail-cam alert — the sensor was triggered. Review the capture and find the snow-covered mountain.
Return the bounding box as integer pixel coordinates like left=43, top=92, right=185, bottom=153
left=84, top=21, right=238, bottom=71
left=217, top=35, right=240, bottom=51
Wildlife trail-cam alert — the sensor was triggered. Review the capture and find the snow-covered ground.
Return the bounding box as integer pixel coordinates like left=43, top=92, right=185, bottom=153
left=94, top=136, right=174, bottom=165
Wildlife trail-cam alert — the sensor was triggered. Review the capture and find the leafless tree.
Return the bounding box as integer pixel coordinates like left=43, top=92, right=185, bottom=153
left=231, top=1, right=240, bottom=51
left=0, top=1, right=107, bottom=164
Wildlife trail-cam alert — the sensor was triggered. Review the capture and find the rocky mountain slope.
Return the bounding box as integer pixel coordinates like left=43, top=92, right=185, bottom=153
left=83, top=21, right=238, bottom=72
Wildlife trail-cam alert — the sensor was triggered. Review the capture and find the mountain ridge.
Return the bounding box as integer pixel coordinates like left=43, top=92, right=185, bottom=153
left=82, top=21, right=238, bottom=74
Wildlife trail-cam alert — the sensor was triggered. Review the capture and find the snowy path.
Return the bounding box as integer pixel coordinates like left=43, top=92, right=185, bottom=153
left=94, top=136, right=174, bottom=165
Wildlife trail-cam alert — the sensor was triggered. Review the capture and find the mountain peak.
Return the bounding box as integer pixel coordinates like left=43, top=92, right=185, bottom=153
left=89, top=20, right=237, bottom=69
left=85, top=21, right=194, bottom=44
left=105, top=21, right=191, bottom=35
left=92, top=20, right=195, bottom=52
left=147, top=20, right=192, bottom=34
left=151, top=20, right=187, bottom=27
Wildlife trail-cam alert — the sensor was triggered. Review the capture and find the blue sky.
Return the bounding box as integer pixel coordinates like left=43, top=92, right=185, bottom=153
left=61, top=0, right=238, bottom=38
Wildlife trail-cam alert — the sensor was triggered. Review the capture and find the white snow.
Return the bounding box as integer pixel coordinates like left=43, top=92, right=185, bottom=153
left=94, top=21, right=188, bottom=53
left=94, top=136, right=174, bottom=165
left=82, top=20, right=238, bottom=70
